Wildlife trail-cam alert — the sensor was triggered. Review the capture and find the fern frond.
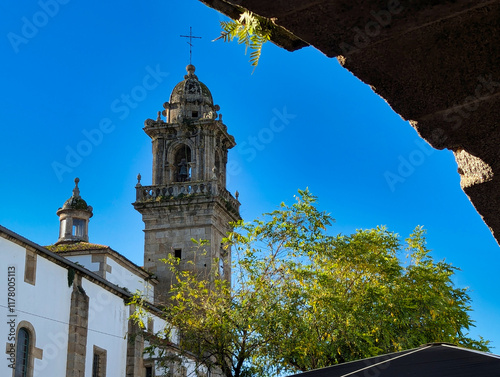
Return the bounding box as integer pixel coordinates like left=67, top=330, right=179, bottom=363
left=216, top=11, right=273, bottom=71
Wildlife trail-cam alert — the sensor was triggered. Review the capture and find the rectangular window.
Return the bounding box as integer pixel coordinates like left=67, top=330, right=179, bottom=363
left=24, top=249, right=37, bottom=285
left=92, top=346, right=107, bottom=377
left=192, top=111, right=198, bottom=118
left=72, top=218, right=85, bottom=237
left=174, top=249, right=182, bottom=260
left=92, top=354, right=100, bottom=377
left=145, top=366, right=153, bottom=377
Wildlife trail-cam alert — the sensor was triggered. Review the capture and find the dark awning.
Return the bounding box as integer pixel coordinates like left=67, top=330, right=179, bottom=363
left=287, top=343, right=500, bottom=377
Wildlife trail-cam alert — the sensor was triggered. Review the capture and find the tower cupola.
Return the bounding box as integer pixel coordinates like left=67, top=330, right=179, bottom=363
left=143, top=65, right=234, bottom=186
left=56, top=178, right=93, bottom=244
left=163, top=65, right=219, bottom=123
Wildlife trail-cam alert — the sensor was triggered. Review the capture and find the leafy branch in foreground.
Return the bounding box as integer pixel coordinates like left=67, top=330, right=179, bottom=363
left=131, top=189, right=489, bottom=377
left=215, top=11, right=274, bottom=70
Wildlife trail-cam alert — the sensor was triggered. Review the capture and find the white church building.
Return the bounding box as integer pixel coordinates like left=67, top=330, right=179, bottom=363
left=1, top=64, right=240, bottom=377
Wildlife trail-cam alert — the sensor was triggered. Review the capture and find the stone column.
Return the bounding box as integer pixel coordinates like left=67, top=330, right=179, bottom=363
left=126, top=306, right=145, bottom=377
left=66, top=273, right=89, bottom=377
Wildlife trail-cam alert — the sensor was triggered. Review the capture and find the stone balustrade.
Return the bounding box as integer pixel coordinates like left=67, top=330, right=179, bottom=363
left=135, top=180, right=240, bottom=213
left=218, top=186, right=241, bottom=214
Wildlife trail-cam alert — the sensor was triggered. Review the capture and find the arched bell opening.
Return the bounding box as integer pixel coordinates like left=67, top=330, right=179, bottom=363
left=174, top=145, right=192, bottom=182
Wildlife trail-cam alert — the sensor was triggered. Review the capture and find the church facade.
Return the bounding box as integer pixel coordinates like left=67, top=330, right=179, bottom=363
left=0, top=64, right=239, bottom=377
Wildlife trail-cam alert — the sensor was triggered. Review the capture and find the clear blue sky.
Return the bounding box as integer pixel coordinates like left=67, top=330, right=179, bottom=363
left=1, top=0, right=498, bottom=351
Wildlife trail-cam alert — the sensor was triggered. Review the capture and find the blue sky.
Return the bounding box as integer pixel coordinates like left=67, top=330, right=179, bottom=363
left=1, top=0, right=498, bottom=350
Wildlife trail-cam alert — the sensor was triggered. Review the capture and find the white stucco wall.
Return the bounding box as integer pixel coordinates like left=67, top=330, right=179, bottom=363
left=82, top=277, right=129, bottom=377
left=63, top=254, right=100, bottom=273
left=0, top=236, right=72, bottom=377
left=64, top=253, right=155, bottom=303
left=0, top=235, right=139, bottom=377
left=1, top=232, right=196, bottom=377
left=105, top=257, right=155, bottom=302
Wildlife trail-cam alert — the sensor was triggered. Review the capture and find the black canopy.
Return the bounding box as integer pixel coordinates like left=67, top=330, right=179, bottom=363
left=287, top=343, right=500, bottom=377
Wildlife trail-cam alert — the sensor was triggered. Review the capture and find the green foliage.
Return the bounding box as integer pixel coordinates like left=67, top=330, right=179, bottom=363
left=219, top=11, right=273, bottom=70
left=131, top=190, right=489, bottom=376
left=67, top=267, right=75, bottom=287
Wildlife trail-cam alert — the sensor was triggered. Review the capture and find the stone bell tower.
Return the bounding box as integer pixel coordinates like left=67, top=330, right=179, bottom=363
left=133, top=64, right=241, bottom=304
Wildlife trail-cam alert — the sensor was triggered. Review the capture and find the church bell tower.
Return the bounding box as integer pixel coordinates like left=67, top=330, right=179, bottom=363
left=133, top=64, right=241, bottom=304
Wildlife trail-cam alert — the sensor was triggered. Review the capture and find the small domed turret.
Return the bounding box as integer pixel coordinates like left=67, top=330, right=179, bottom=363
left=56, top=178, right=93, bottom=244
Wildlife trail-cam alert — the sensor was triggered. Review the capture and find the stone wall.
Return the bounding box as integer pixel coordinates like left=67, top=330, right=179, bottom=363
left=137, top=194, right=239, bottom=304
left=66, top=273, right=89, bottom=377
left=198, top=0, right=500, bottom=244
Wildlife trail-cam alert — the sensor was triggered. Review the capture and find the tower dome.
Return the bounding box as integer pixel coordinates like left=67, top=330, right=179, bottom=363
left=163, top=65, right=219, bottom=123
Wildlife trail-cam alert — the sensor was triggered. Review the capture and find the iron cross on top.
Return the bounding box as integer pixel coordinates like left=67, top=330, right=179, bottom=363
left=180, top=27, right=202, bottom=65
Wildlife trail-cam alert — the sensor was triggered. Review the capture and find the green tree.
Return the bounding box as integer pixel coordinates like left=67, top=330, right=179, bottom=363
left=131, top=190, right=489, bottom=376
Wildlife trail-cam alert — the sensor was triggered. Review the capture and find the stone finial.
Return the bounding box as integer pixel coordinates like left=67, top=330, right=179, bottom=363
left=184, top=64, right=198, bottom=79
left=235, top=190, right=239, bottom=199
left=219, top=113, right=223, bottom=122
left=73, top=177, right=80, bottom=198
left=157, top=111, right=162, bottom=122
left=61, top=178, right=90, bottom=211
left=137, top=173, right=142, bottom=184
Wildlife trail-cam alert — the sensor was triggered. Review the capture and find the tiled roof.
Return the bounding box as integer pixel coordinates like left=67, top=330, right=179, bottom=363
left=45, top=242, right=109, bottom=252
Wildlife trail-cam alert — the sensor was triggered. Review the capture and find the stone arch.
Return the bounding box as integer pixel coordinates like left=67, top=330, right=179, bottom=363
left=166, top=139, right=195, bottom=165
left=13, top=320, right=42, bottom=377
left=169, top=142, right=193, bottom=182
